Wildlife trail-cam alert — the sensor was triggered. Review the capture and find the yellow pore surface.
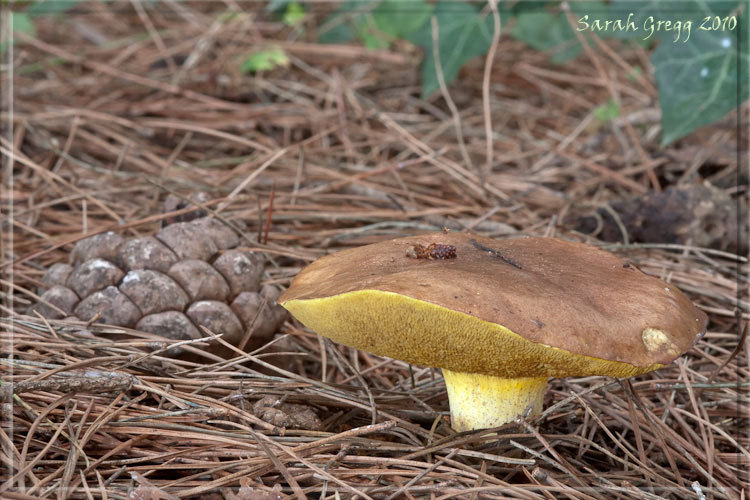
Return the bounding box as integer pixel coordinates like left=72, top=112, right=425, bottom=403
left=442, top=370, right=548, bottom=431
left=282, top=290, right=664, bottom=379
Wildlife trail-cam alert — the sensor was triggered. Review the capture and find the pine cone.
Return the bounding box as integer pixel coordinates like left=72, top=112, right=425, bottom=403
left=32, top=217, right=288, bottom=358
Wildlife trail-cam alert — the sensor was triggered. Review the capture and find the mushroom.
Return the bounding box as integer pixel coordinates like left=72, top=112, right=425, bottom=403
left=279, top=233, right=707, bottom=431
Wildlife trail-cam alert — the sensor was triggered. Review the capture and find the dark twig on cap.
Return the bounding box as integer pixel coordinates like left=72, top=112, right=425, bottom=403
left=470, top=238, right=521, bottom=269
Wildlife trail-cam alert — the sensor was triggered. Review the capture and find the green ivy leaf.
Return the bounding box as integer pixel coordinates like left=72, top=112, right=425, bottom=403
left=318, top=20, right=357, bottom=44
left=608, top=0, right=737, bottom=42
left=652, top=10, right=747, bottom=144
left=318, top=1, right=378, bottom=44
left=510, top=1, right=609, bottom=63
left=1, top=12, right=34, bottom=53
left=407, top=1, right=495, bottom=98
left=355, top=14, right=390, bottom=49
left=241, top=46, right=290, bottom=73
left=511, top=9, right=582, bottom=63
left=13, top=12, right=35, bottom=35
left=511, top=1, right=558, bottom=16
left=511, top=0, right=747, bottom=144
left=318, top=0, right=432, bottom=48
left=26, top=0, right=81, bottom=15
left=372, top=0, right=433, bottom=40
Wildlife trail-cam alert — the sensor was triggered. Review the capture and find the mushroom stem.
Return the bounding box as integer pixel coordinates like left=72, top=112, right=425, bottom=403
left=442, top=369, right=547, bottom=431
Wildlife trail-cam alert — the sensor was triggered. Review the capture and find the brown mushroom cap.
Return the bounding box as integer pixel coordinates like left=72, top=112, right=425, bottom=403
left=279, top=233, right=707, bottom=379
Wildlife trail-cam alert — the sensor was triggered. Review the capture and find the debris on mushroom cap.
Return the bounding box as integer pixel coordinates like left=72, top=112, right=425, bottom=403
left=406, top=243, right=457, bottom=260
left=279, top=233, right=708, bottom=378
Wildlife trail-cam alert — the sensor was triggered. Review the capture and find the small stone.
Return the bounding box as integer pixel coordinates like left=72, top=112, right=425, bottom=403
left=74, top=286, right=140, bottom=327
left=66, top=258, right=124, bottom=298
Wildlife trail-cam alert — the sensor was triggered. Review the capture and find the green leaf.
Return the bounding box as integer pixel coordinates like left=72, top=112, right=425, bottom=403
left=266, top=0, right=293, bottom=12
left=319, top=0, right=432, bottom=49
left=510, top=1, right=611, bottom=63
left=26, top=0, right=81, bottom=15
left=352, top=14, right=388, bottom=49
left=318, top=1, right=378, bottom=44
left=511, top=10, right=583, bottom=63
left=527, top=1, right=747, bottom=143
left=511, top=1, right=557, bottom=16
left=241, top=46, right=290, bottom=73
left=282, top=2, right=305, bottom=26
left=608, top=0, right=737, bottom=42
left=372, top=0, right=433, bottom=39
left=13, top=12, right=35, bottom=35
left=319, top=21, right=357, bottom=44
left=595, top=99, right=620, bottom=123
left=652, top=8, right=748, bottom=144
left=407, top=1, right=495, bottom=98
left=1, top=12, right=34, bottom=53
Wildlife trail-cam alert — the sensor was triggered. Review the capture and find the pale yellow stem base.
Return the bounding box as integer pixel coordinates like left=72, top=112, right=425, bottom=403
left=442, top=369, right=548, bottom=431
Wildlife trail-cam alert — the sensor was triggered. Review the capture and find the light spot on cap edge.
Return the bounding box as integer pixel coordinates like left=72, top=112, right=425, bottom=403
left=642, top=327, right=679, bottom=356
